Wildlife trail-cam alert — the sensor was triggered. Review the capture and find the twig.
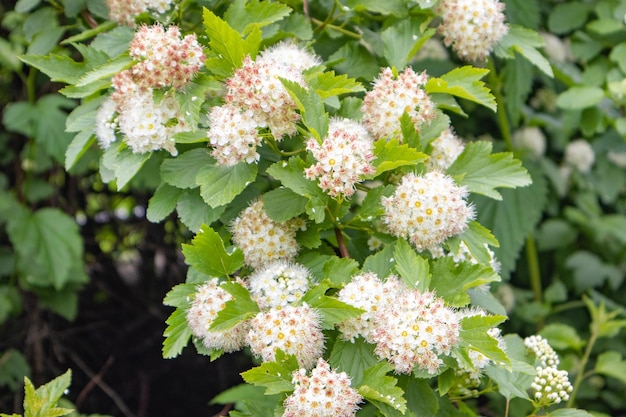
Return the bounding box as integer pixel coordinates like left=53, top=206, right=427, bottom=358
left=335, top=228, right=350, bottom=258
left=75, top=355, right=115, bottom=408
left=214, top=403, right=233, bottom=416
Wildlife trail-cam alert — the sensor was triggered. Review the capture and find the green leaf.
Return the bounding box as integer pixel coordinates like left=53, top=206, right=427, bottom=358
left=372, top=139, right=427, bottom=176
left=161, top=148, right=213, bottom=189
left=224, top=0, right=291, bottom=34
left=19, top=54, right=85, bottom=84
left=549, top=410, right=595, bottom=417
left=163, top=283, right=197, bottom=309
left=75, top=54, right=133, bottom=87
left=502, top=56, right=534, bottom=125
left=328, top=41, right=381, bottom=82
left=177, top=190, right=226, bottom=233
left=566, top=251, right=623, bottom=293
left=147, top=183, right=182, bottom=223
left=548, top=2, right=592, bottom=34
left=398, top=376, right=439, bottom=417
left=241, top=350, right=299, bottom=395
left=595, top=351, right=626, bottom=386
left=355, top=185, right=394, bottom=222
left=262, top=187, right=308, bottom=222
left=210, top=282, right=260, bottom=332
left=484, top=334, right=534, bottom=400
left=181, top=224, right=244, bottom=277
left=430, top=257, right=500, bottom=306
left=495, top=25, right=553, bottom=77
left=362, top=243, right=396, bottom=278
left=196, top=162, right=257, bottom=208
left=557, top=86, right=605, bottom=110
left=382, top=18, right=434, bottom=69
left=459, top=315, right=509, bottom=366
left=539, top=323, right=585, bottom=351
left=0, top=349, right=30, bottom=391
left=22, top=370, right=73, bottom=417
left=322, top=257, right=360, bottom=287
left=101, top=144, right=151, bottom=190
left=6, top=208, right=83, bottom=291
left=453, top=220, right=500, bottom=266
left=280, top=78, right=328, bottom=140
left=447, top=141, right=531, bottom=200
left=203, top=7, right=260, bottom=73
left=358, top=362, right=407, bottom=414
left=328, top=338, right=378, bottom=386
left=393, top=239, right=430, bottom=291
left=308, top=70, right=365, bottom=99
left=301, top=283, right=364, bottom=330
left=64, top=130, right=93, bottom=171
left=505, top=0, right=539, bottom=30
left=426, top=66, right=496, bottom=112
left=345, top=0, right=407, bottom=15
left=162, top=308, right=193, bottom=359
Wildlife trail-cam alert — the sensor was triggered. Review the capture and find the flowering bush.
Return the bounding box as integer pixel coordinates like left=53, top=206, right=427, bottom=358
left=2, top=0, right=626, bottom=416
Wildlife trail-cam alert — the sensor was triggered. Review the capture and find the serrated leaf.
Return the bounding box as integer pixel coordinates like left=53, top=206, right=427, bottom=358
left=322, top=257, right=360, bottom=287
left=161, top=148, right=213, bottom=189
left=147, top=183, right=182, bottom=223
left=241, top=350, right=298, bottom=395
left=19, top=54, right=85, bottom=84
left=426, top=66, right=496, bottom=112
left=362, top=243, right=396, bottom=278
left=101, top=144, right=151, bottom=190
left=495, top=25, right=553, bottom=77
left=262, top=187, right=308, bottom=222
left=163, top=283, right=197, bottom=309
left=355, top=185, right=394, bottom=221
left=393, top=239, right=430, bottom=291
left=328, top=338, right=378, bottom=386
left=539, top=323, right=585, bottom=351
left=196, top=162, right=257, bottom=208
left=210, top=282, right=259, bottom=331
left=75, top=54, right=133, bottom=87
left=224, top=0, right=291, bottom=34
left=308, top=70, right=365, bottom=99
left=447, top=141, right=531, bottom=200
left=382, top=18, right=434, bottom=69
left=502, top=56, right=534, bottom=125
left=177, top=190, right=226, bottom=233
left=452, top=220, right=500, bottom=266
left=550, top=410, right=595, bottom=417
left=548, top=2, right=591, bottom=34
left=372, top=139, right=427, bottom=176
left=65, top=130, right=95, bottom=171
left=21, top=370, right=73, bottom=417
left=595, top=351, right=626, bottom=385
left=459, top=315, right=509, bottom=366
left=162, top=308, right=193, bottom=359
left=328, top=41, right=381, bottom=82
left=281, top=78, right=328, bottom=140
left=557, top=86, right=605, bottom=110
left=398, top=376, right=439, bottom=417
left=430, top=257, right=500, bottom=306
left=345, top=0, right=407, bottom=15
left=181, top=224, right=244, bottom=277
left=301, top=283, right=364, bottom=329
left=358, top=362, right=407, bottom=414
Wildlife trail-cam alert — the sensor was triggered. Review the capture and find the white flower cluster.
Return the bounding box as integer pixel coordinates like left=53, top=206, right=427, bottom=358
left=209, top=42, right=320, bottom=166
left=525, top=335, right=573, bottom=405
left=564, top=139, right=595, bottom=173
left=106, top=0, right=174, bottom=26
left=247, top=304, right=324, bottom=369
left=447, top=241, right=500, bottom=272
left=338, top=273, right=460, bottom=375
left=304, top=118, right=376, bottom=198
left=95, top=24, right=204, bottom=156
left=427, top=128, right=465, bottom=171
left=230, top=200, right=301, bottom=269
left=283, top=358, right=363, bottom=417
left=382, top=172, right=475, bottom=252
left=436, top=0, right=509, bottom=62
left=185, top=278, right=249, bottom=352
left=513, top=126, right=547, bottom=159
left=361, top=67, right=436, bottom=141
left=248, top=260, right=311, bottom=309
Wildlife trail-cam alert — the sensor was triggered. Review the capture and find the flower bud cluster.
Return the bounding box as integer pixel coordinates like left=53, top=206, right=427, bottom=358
left=382, top=172, right=474, bottom=252
left=361, top=67, right=436, bottom=141
left=436, top=0, right=509, bottom=62
left=106, top=0, right=174, bottom=26
left=426, top=128, right=465, bottom=171
left=283, top=358, right=363, bottom=417
left=230, top=200, right=301, bottom=269
left=525, top=335, right=573, bottom=406
left=186, top=278, right=249, bottom=352
left=304, top=118, right=376, bottom=198
left=248, top=260, right=311, bottom=309
left=513, top=127, right=547, bottom=159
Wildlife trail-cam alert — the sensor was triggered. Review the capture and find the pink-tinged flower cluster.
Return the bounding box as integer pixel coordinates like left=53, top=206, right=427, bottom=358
left=207, top=105, right=262, bottom=166
left=382, top=172, right=474, bottom=252
left=129, top=25, right=205, bottom=89
left=106, top=0, right=174, bottom=26
left=230, top=200, right=300, bottom=269
left=436, top=0, right=508, bottom=62
left=336, top=273, right=404, bottom=342
left=427, top=128, right=465, bottom=171
left=361, top=67, right=436, bottom=141
left=247, top=260, right=311, bottom=310
left=246, top=304, right=324, bottom=369
left=185, top=278, right=249, bottom=352
left=304, top=119, right=376, bottom=198
left=283, top=358, right=363, bottom=417
left=374, top=288, right=460, bottom=374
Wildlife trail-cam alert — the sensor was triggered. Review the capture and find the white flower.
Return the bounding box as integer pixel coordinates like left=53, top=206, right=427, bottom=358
left=259, top=40, right=321, bottom=73
left=106, top=0, right=174, bottom=26
left=247, top=260, right=311, bottom=309
left=564, top=139, right=595, bottom=173
left=524, top=335, right=559, bottom=368
left=95, top=96, right=118, bottom=149
left=531, top=366, right=573, bottom=405
left=304, top=118, right=376, bottom=198
left=427, top=128, right=465, bottom=171
left=207, top=105, right=262, bottom=166
left=436, top=0, right=509, bottom=62
left=513, top=126, right=546, bottom=159
left=283, top=358, right=362, bottom=417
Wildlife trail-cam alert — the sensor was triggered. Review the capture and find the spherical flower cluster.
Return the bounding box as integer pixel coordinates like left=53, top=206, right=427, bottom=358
left=608, top=150, right=626, bottom=168
left=283, top=358, right=363, bottom=417
left=207, top=105, right=262, bottom=166
left=247, top=304, right=324, bottom=369
left=427, top=128, right=465, bottom=171
left=336, top=273, right=405, bottom=342
left=304, top=118, right=376, bottom=198
left=129, top=24, right=205, bottom=89
left=248, top=260, right=311, bottom=309
left=524, top=335, right=559, bottom=368
left=230, top=200, right=300, bottom=268
left=382, top=172, right=475, bottom=252
left=564, top=139, right=595, bottom=173
left=373, top=288, right=460, bottom=374
left=106, top=0, right=174, bottom=26
left=95, top=96, right=118, bottom=149
left=361, top=67, right=436, bottom=141
left=531, top=365, right=573, bottom=405
left=260, top=40, right=322, bottom=73
left=185, top=278, right=249, bottom=352
left=513, top=126, right=546, bottom=159
left=436, top=0, right=509, bottom=62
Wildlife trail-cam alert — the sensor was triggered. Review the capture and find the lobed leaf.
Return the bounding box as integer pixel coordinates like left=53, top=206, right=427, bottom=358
left=240, top=350, right=298, bottom=395
left=224, top=0, right=292, bottom=34
left=372, top=138, right=428, bottom=176
left=181, top=224, right=244, bottom=278
left=393, top=239, right=430, bottom=292
left=210, top=282, right=260, bottom=332
left=162, top=308, right=193, bottom=359
left=358, top=362, right=407, bottom=414
left=196, top=162, right=257, bottom=208
left=426, top=66, right=497, bottom=112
